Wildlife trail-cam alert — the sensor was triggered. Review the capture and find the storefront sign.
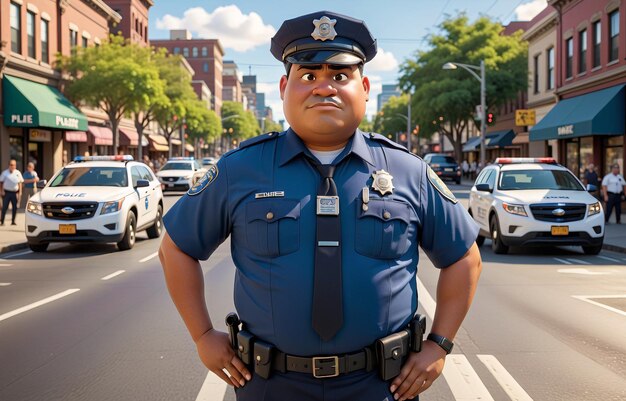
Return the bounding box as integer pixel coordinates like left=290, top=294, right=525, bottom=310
left=11, top=114, right=33, bottom=124
left=515, top=109, right=536, bottom=126
left=29, top=129, right=52, bottom=142
left=56, top=116, right=80, bottom=129
left=557, top=125, right=574, bottom=136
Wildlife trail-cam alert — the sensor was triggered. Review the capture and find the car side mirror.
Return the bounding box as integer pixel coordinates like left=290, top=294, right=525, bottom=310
left=586, top=184, right=597, bottom=192
left=475, top=183, right=492, bottom=192
left=36, top=180, right=47, bottom=189
left=135, top=179, right=150, bottom=188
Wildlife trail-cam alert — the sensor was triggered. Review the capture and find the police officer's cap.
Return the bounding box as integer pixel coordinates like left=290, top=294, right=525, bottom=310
left=271, top=11, right=377, bottom=66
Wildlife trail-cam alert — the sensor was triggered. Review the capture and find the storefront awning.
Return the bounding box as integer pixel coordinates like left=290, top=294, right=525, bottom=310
left=529, top=84, right=625, bottom=141
left=3, top=75, right=88, bottom=131
left=65, top=131, right=87, bottom=142
left=185, top=143, right=195, bottom=152
left=119, top=127, right=139, bottom=146
left=512, top=132, right=529, bottom=145
left=88, top=125, right=113, bottom=146
left=170, top=138, right=182, bottom=146
left=462, top=136, right=481, bottom=152
left=462, top=130, right=515, bottom=151
left=148, top=134, right=169, bottom=152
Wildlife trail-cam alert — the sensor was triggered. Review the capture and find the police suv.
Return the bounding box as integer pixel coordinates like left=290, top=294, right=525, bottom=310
left=25, top=155, right=164, bottom=252
left=468, top=158, right=604, bottom=255
left=155, top=157, right=206, bottom=192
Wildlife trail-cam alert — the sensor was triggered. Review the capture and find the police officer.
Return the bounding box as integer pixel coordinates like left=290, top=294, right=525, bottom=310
left=159, top=11, right=482, bottom=401
left=602, top=163, right=625, bottom=224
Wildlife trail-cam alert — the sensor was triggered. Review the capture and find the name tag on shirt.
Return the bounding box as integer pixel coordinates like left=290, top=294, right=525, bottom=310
left=317, top=196, right=339, bottom=215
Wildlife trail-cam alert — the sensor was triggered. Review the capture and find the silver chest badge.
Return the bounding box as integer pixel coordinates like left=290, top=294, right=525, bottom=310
left=312, top=16, right=337, bottom=41
left=371, top=170, right=394, bottom=196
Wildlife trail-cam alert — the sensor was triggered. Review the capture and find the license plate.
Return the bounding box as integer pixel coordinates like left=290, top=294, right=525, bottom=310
left=551, top=226, right=569, bottom=236
left=59, top=224, right=76, bottom=234
left=445, top=168, right=453, bottom=172
left=168, top=183, right=174, bottom=187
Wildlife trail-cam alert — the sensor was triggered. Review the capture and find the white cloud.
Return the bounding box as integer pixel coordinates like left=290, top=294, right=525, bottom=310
left=367, top=48, right=398, bottom=72
left=156, top=5, right=276, bottom=52
left=514, top=0, right=548, bottom=21
left=256, top=82, right=280, bottom=95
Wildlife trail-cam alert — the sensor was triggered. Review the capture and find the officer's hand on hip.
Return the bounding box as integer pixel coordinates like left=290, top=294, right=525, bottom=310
left=195, top=328, right=252, bottom=388
left=389, top=340, right=447, bottom=401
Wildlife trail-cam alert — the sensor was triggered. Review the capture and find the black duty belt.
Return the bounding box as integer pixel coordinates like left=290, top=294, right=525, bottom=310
left=272, top=347, right=375, bottom=378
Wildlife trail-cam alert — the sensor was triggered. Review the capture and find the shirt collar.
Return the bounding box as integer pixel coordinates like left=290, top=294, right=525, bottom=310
left=278, top=128, right=375, bottom=167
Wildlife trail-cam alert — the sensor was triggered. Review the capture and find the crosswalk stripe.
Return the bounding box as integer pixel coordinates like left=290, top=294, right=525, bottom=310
left=553, top=258, right=572, bottom=265
left=0, top=264, right=13, bottom=267
left=597, top=255, right=621, bottom=263
left=195, top=371, right=227, bottom=401
left=443, top=355, right=495, bottom=401
left=0, top=289, right=80, bottom=322
left=101, top=270, right=126, bottom=281
left=0, top=283, right=12, bottom=286
left=565, top=258, right=591, bottom=265
left=139, top=252, right=159, bottom=263
left=478, top=354, right=534, bottom=401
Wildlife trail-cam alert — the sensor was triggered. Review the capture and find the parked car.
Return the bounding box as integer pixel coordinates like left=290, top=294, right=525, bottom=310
left=156, top=157, right=206, bottom=192
left=25, top=155, right=164, bottom=252
left=202, top=157, right=218, bottom=166
left=468, top=157, right=604, bottom=255
left=423, top=153, right=462, bottom=184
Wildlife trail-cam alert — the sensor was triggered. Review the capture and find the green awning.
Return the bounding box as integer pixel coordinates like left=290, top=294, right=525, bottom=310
left=530, top=84, right=625, bottom=141
left=462, top=130, right=515, bottom=151
left=3, top=75, right=87, bottom=131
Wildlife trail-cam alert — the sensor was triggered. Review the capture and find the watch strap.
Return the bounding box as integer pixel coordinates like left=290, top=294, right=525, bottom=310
left=427, top=333, right=454, bottom=354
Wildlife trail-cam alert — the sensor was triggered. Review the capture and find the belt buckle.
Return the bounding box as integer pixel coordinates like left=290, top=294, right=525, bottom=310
left=312, top=356, right=339, bottom=378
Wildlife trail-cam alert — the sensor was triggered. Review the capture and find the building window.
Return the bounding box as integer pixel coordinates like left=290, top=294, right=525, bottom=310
left=70, top=29, right=78, bottom=49
left=547, top=47, right=555, bottom=89
left=565, top=37, right=573, bottom=78
left=192, top=47, right=198, bottom=57
left=578, top=29, right=587, bottom=73
left=41, top=19, right=49, bottom=63
left=202, top=47, right=208, bottom=57
left=144, top=26, right=148, bottom=39
left=82, top=36, right=88, bottom=48
left=593, top=21, right=601, bottom=68
left=10, top=2, right=21, bottom=53
left=173, top=47, right=180, bottom=55
left=609, top=10, right=619, bottom=62
left=27, top=11, right=36, bottom=58
left=533, top=55, right=540, bottom=94
left=183, top=47, right=189, bottom=57
left=203, top=62, right=209, bottom=73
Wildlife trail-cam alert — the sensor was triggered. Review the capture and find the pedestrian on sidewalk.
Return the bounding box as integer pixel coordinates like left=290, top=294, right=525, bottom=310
left=0, top=159, right=23, bottom=226
left=461, top=160, right=469, bottom=179
left=160, top=10, right=482, bottom=401
left=20, top=162, right=39, bottom=209
left=602, top=163, right=625, bottom=224
left=583, top=163, right=601, bottom=200
left=470, top=160, right=477, bottom=180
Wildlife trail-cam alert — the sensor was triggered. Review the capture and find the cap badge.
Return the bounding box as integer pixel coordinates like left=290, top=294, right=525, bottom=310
left=312, top=16, right=337, bottom=41
left=371, top=170, right=394, bottom=196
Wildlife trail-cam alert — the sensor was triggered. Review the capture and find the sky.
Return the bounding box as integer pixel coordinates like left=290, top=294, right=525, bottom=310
left=148, top=0, right=548, bottom=124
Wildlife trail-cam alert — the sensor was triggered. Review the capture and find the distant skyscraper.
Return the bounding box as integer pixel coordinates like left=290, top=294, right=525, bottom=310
left=377, top=84, right=401, bottom=112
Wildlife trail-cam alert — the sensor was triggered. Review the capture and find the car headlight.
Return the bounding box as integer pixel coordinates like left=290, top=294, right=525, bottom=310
left=588, top=202, right=602, bottom=216
left=502, top=202, right=528, bottom=217
left=101, top=199, right=124, bottom=215
left=26, top=201, right=42, bottom=215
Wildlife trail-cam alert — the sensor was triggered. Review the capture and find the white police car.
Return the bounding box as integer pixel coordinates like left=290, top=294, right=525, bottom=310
left=25, top=155, right=164, bottom=252
left=156, top=157, right=206, bottom=192
left=468, top=158, right=604, bottom=255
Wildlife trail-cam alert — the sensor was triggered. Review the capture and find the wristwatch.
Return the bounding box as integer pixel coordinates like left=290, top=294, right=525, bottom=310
left=427, top=333, right=454, bottom=354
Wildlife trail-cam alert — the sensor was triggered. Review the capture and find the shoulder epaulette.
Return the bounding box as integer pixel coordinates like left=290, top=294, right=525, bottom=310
left=222, top=131, right=281, bottom=158
left=366, top=132, right=423, bottom=160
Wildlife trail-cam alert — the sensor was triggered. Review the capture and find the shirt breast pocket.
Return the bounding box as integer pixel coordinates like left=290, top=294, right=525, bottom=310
left=355, top=199, right=412, bottom=259
left=245, top=199, right=301, bottom=258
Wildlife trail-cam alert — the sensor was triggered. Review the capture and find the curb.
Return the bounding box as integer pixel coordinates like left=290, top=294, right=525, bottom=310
left=0, top=242, right=29, bottom=256
left=602, top=243, right=626, bottom=254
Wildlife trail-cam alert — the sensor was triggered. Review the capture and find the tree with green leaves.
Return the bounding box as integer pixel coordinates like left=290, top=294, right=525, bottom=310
left=263, top=118, right=283, bottom=133
left=358, top=115, right=374, bottom=133
left=399, top=13, right=528, bottom=161
left=58, top=34, right=164, bottom=154
left=221, top=101, right=261, bottom=142
left=373, top=94, right=410, bottom=137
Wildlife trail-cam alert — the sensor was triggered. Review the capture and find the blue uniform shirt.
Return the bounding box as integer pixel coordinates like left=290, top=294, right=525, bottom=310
left=164, top=129, right=478, bottom=356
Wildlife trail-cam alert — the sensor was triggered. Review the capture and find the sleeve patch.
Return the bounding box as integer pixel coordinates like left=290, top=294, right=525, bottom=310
left=427, top=167, right=457, bottom=204
left=188, top=164, right=218, bottom=196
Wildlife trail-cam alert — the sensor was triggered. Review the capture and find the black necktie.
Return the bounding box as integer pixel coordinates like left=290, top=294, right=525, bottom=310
left=310, top=163, right=343, bottom=341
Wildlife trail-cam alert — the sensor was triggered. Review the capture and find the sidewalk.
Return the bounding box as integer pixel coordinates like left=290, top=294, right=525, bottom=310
left=1, top=206, right=625, bottom=255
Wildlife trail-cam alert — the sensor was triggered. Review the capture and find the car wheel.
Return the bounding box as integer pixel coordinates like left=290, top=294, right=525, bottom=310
left=29, top=243, right=48, bottom=252
left=146, top=204, right=163, bottom=239
left=490, top=215, right=509, bottom=254
left=455, top=178, right=461, bottom=185
left=117, top=212, right=136, bottom=251
left=582, top=244, right=602, bottom=255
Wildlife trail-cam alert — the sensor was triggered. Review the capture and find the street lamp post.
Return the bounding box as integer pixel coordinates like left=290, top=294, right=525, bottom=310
left=406, top=91, right=412, bottom=153
left=443, top=60, right=486, bottom=168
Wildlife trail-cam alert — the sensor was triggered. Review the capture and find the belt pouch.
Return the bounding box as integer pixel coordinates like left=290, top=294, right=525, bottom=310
left=409, top=314, right=426, bottom=353
left=237, top=330, right=254, bottom=365
left=253, top=340, right=274, bottom=379
left=376, top=329, right=409, bottom=381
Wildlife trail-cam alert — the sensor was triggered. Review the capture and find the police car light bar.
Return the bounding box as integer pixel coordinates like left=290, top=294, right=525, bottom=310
left=73, top=155, right=134, bottom=162
left=496, top=157, right=556, bottom=164
left=169, top=157, right=194, bottom=161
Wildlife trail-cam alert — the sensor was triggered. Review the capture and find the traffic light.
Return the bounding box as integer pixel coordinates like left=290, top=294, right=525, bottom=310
left=486, top=112, right=496, bottom=126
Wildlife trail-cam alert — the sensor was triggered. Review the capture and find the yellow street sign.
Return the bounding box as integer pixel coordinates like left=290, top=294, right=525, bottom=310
left=515, top=109, right=536, bottom=126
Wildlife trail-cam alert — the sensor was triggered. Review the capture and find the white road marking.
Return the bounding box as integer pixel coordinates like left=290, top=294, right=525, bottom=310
left=3, top=250, right=33, bottom=258
left=195, top=371, right=228, bottom=401
left=0, top=289, right=80, bottom=322
left=565, top=258, right=591, bottom=265
left=0, top=283, right=12, bottom=286
left=101, top=270, right=126, bottom=280
left=557, top=268, right=610, bottom=276
left=572, top=295, right=626, bottom=317
left=597, top=255, right=622, bottom=263
left=442, top=355, right=495, bottom=401
left=478, top=354, right=534, bottom=401
left=553, top=258, right=572, bottom=265
left=139, top=252, right=159, bottom=263
left=0, top=264, right=13, bottom=267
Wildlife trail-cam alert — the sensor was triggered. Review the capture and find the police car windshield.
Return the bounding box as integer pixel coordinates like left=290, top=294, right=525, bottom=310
left=50, top=167, right=128, bottom=187
left=161, top=162, right=193, bottom=171
left=499, top=170, right=584, bottom=191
